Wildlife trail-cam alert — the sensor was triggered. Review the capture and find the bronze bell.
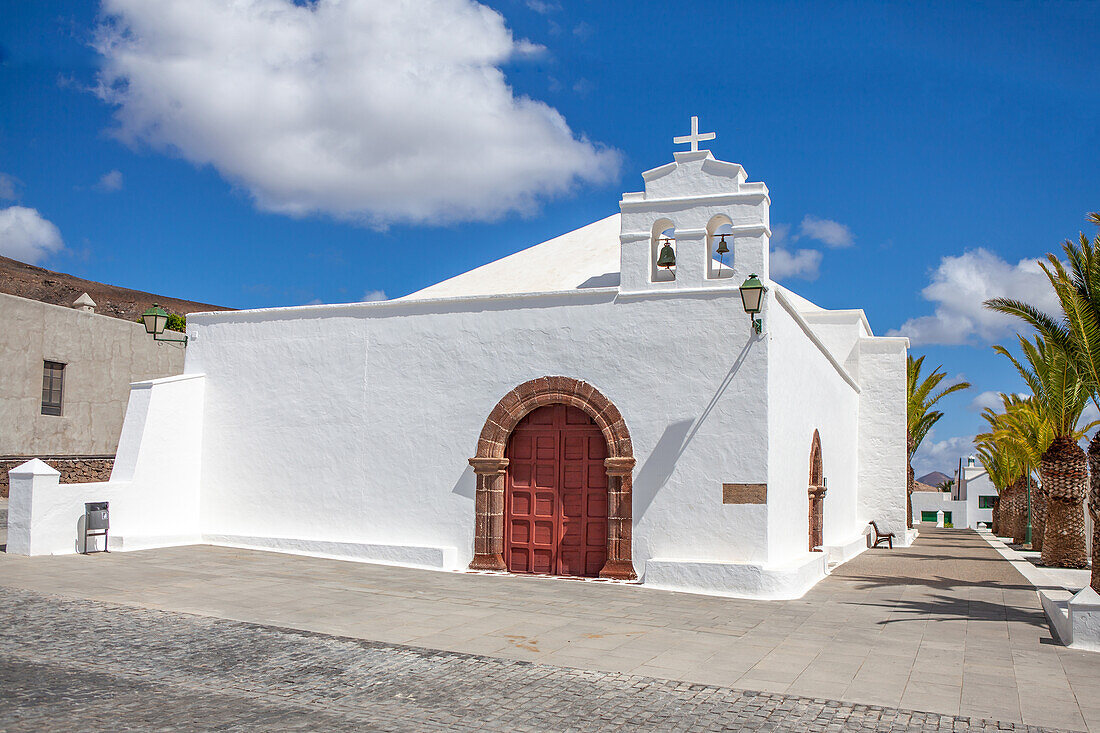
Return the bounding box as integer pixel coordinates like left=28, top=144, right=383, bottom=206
left=715, top=234, right=730, bottom=255
left=656, top=239, right=676, bottom=269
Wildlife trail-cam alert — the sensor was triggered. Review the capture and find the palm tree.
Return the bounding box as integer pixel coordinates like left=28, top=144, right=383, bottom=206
left=991, top=336, right=1095, bottom=567
left=987, top=213, right=1100, bottom=583
left=978, top=394, right=1051, bottom=544
left=974, top=441, right=1016, bottom=536
left=907, top=356, right=971, bottom=528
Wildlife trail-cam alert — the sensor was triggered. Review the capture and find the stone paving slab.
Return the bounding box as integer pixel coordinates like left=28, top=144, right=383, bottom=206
left=1, top=528, right=1097, bottom=730
left=0, top=587, right=1076, bottom=732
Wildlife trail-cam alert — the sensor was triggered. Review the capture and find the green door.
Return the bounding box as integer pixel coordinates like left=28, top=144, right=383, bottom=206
left=921, top=511, right=937, bottom=523
left=943, top=511, right=953, bottom=528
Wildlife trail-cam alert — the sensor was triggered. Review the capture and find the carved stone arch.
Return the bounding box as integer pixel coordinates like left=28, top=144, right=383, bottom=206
left=808, top=429, right=826, bottom=552
left=469, top=376, right=636, bottom=580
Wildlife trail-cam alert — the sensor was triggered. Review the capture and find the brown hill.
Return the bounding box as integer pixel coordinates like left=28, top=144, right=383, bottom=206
left=917, top=471, right=952, bottom=487
left=0, top=255, right=232, bottom=322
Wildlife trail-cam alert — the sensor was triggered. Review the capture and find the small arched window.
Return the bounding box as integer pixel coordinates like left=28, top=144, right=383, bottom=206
left=707, top=215, right=734, bottom=280
left=651, top=218, right=676, bottom=283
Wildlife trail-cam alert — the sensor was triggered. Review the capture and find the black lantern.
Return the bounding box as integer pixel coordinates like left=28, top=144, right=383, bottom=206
left=141, top=304, right=169, bottom=335
left=140, top=304, right=187, bottom=344
left=739, top=274, right=766, bottom=334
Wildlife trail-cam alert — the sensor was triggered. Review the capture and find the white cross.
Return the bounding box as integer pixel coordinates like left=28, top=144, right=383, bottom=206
left=673, top=116, right=716, bottom=152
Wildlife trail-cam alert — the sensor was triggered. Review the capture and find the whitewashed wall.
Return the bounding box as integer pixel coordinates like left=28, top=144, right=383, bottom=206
left=188, top=288, right=784, bottom=575
left=766, top=294, right=861, bottom=566
left=6, top=373, right=204, bottom=555
left=855, top=337, right=911, bottom=541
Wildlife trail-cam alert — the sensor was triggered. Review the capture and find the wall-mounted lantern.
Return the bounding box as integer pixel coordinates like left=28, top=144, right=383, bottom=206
left=141, top=304, right=187, bottom=345
left=656, top=238, right=676, bottom=269
left=739, top=274, right=766, bottom=334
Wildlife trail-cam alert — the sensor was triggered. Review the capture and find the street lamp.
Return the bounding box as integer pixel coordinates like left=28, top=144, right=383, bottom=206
left=141, top=304, right=186, bottom=344
left=739, top=274, right=766, bottom=334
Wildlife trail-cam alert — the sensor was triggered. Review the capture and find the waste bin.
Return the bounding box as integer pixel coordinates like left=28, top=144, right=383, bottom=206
left=83, top=501, right=109, bottom=554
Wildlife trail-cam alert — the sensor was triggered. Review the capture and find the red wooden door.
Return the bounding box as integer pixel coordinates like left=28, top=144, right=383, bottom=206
left=505, top=404, right=608, bottom=577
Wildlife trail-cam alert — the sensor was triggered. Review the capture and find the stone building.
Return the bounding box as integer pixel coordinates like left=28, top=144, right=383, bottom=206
left=8, top=124, right=913, bottom=599
left=0, top=259, right=228, bottom=493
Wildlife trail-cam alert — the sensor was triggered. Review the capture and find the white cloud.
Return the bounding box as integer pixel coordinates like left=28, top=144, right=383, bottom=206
left=888, top=248, right=1060, bottom=345
left=525, top=0, right=560, bottom=13
left=362, top=289, right=388, bottom=302
left=0, top=173, right=18, bottom=200
left=95, top=169, right=124, bottom=192
left=93, top=0, right=618, bottom=227
left=798, top=215, right=853, bottom=248
left=912, top=431, right=974, bottom=477
left=769, top=222, right=822, bottom=280
left=969, top=390, right=1004, bottom=413
left=0, top=206, right=65, bottom=263
left=771, top=247, right=822, bottom=281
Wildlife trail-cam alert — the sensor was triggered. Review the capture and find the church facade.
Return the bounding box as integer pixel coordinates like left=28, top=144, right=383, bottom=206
left=8, top=129, right=912, bottom=600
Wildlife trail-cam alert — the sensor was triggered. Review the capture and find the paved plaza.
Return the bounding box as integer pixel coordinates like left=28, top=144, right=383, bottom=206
left=1, top=527, right=1098, bottom=731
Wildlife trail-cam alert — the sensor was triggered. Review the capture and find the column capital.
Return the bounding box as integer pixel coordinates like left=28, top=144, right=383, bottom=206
left=469, top=457, right=509, bottom=475
left=604, top=457, right=636, bottom=476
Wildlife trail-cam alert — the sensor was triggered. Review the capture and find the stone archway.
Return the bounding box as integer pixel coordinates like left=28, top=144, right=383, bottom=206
left=468, top=376, right=636, bottom=580
left=808, top=430, right=826, bottom=552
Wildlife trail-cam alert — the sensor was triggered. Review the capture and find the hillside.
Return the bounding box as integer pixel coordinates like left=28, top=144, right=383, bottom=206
left=0, top=255, right=232, bottom=322
left=917, top=471, right=952, bottom=487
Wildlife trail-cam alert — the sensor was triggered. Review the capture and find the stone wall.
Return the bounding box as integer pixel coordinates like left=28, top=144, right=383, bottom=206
left=0, top=456, right=113, bottom=497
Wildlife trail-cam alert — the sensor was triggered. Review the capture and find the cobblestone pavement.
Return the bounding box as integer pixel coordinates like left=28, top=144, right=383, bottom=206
left=2, top=530, right=1098, bottom=729
left=0, top=587, right=1074, bottom=732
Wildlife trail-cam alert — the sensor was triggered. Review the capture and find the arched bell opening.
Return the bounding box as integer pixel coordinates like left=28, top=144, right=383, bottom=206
left=651, top=218, right=676, bottom=283
left=707, top=215, right=735, bottom=280
left=808, top=429, right=826, bottom=552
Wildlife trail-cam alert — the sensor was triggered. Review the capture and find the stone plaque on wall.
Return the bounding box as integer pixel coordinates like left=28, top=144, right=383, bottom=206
left=722, top=483, right=767, bottom=504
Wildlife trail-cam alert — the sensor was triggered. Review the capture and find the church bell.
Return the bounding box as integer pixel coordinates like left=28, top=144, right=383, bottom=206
left=656, top=239, right=676, bottom=269
left=715, top=234, right=729, bottom=255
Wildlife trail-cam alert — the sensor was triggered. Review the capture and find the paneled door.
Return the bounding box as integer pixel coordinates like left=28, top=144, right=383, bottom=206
left=504, top=404, right=608, bottom=577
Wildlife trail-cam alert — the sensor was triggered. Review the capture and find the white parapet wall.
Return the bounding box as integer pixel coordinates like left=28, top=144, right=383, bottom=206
left=6, top=373, right=206, bottom=555
left=644, top=553, right=828, bottom=601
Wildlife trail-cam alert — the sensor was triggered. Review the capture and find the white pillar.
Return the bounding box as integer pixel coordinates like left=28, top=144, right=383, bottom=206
left=936, top=510, right=945, bottom=528
left=7, top=459, right=62, bottom=555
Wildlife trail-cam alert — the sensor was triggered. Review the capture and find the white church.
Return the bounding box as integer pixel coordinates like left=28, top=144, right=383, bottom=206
left=8, top=120, right=912, bottom=600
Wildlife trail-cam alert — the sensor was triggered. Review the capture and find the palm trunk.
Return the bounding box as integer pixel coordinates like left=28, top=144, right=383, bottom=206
left=1007, top=476, right=1029, bottom=544
left=1039, top=436, right=1089, bottom=568
left=1088, top=433, right=1100, bottom=593
left=906, top=432, right=914, bottom=530
left=991, top=494, right=1002, bottom=536
left=1032, top=481, right=1047, bottom=553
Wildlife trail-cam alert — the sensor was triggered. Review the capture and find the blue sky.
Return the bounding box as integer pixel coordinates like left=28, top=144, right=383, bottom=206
left=2, top=0, right=1098, bottom=474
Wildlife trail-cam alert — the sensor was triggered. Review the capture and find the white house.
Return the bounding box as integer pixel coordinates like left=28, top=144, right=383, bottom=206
left=911, top=456, right=1000, bottom=529
left=7, top=121, right=912, bottom=600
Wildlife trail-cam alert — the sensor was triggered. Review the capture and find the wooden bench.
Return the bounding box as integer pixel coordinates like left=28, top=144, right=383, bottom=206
left=869, top=521, right=894, bottom=549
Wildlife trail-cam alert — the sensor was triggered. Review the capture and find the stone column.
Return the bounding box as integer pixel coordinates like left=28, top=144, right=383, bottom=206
left=468, top=457, right=509, bottom=571
left=600, top=456, right=638, bottom=580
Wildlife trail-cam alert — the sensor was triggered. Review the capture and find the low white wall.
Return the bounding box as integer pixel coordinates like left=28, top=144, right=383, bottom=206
left=203, top=534, right=458, bottom=570
left=6, top=373, right=205, bottom=555
left=911, top=491, right=967, bottom=527
left=644, top=553, right=826, bottom=600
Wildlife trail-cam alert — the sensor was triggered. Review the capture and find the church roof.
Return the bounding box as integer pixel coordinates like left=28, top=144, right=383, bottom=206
left=401, top=211, right=829, bottom=318
left=402, top=214, right=622, bottom=300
